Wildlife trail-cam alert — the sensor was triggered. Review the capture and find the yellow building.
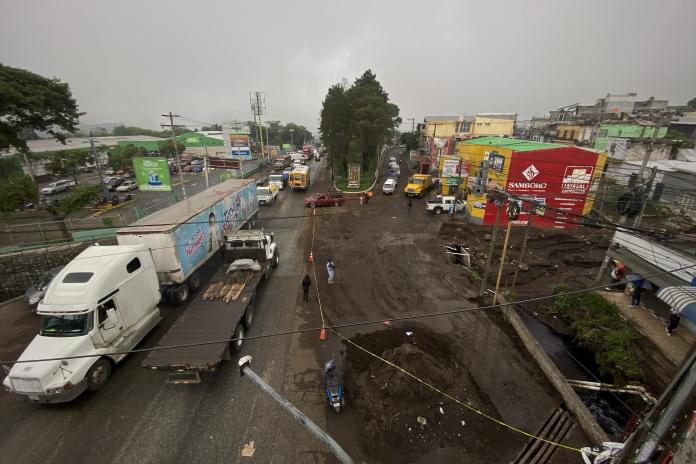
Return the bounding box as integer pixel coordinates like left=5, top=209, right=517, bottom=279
left=422, top=115, right=473, bottom=138
left=471, top=113, right=516, bottom=137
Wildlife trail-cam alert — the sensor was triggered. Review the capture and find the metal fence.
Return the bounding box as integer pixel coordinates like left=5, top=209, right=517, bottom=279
left=1, top=213, right=130, bottom=250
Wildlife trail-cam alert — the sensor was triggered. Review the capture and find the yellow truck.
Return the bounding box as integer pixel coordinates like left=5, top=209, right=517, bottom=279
left=404, top=174, right=433, bottom=197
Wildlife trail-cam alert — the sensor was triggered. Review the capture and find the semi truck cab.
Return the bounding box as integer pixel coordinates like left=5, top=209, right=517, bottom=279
left=3, top=244, right=162, bottom=403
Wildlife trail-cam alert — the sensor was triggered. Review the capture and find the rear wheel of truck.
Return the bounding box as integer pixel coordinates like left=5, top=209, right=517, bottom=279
left=174, top=283, right=189, bottom=305
left=231, top=324, right=245, bottom=353
left=243, top=304, right=255, bottom=330
left=86, top=358, right=112, bottom=392
left=334, top=200, right=340, bottom=207
left=189, top=273, right=201, bottom=292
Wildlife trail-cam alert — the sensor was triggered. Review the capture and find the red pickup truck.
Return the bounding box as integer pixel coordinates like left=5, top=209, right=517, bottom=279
left=304, top=192, right=346, bottom=208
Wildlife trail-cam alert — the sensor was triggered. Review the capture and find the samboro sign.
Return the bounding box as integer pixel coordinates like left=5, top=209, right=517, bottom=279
left=482, top=147, right=600, bottom=229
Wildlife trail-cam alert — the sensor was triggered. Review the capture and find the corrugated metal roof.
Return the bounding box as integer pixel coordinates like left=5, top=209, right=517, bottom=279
left=460, top=137, right=567, bottom=152
left=676, top=149, right=696, bottom=162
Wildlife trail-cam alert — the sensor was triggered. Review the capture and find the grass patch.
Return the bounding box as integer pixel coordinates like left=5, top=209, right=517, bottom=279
left=547, top=285, right=643, bottom=382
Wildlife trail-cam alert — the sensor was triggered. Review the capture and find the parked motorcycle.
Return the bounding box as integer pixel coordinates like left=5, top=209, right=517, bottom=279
left=323, top=359, right=345, bottom=412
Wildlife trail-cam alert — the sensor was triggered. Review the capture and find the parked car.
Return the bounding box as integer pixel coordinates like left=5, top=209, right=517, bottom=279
left=24, top=266, right=65, bottom=308
left=41, top=180, right=72, bottom=195
left=104, top=169, right=115, bottom=176
left=190, top=159, right=202, bottom=166
left=426, top=195, right=466, bottom=214
left=304, top=192, right=346, bottom=208
left=182, top=165, right=193, bottom=173
left=105, top=177, right=125, bottom=191
left=382, top=178, right=397, bottom=194
left=116, top=180, right=138, bottom=192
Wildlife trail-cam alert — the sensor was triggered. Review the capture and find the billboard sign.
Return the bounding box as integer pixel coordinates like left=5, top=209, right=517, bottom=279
left=441, top=157, right=461, bottom=177
left=132, top=157, right=172, bottom=192
left=223, top=125, right=252, bottom=158
left=481, top=147, right=599, bottom=229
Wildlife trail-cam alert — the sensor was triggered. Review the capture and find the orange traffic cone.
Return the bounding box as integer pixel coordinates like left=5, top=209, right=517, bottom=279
left=319, top=327, right=327, bottom=341
left=308, top=251, right=313, bottom=263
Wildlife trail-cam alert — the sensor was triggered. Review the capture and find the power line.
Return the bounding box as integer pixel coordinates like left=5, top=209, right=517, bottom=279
left=4, top=261, right=694, bottom=367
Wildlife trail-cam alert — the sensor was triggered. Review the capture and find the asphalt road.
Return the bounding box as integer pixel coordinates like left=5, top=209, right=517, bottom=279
left=0, top=158, right=336, bottom=463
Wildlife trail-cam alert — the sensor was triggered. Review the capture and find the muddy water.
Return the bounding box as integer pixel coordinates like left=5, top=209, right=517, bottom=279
left=516, top=307, right=632, bottom=440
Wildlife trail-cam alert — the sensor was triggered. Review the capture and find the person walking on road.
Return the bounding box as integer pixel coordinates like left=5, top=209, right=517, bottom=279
left=666, top=310, right=681, bottom=336
left=326, top=259, right=335, bottom=285
left=301, top=274, right=311, bottom=301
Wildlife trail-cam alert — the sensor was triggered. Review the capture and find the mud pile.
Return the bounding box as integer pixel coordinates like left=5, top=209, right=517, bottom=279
left=344, top=324, right=512, bottom=463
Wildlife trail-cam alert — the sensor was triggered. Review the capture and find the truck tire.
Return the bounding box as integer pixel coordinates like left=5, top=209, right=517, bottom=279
left=434, top=207, right=442, bottom=214
left=334, top=200, right=340, bottom=207
left=231, top=324, right=245, bottom=353
left=86, top=358, right=112, bottom=392
left=273, top=252, right=279, bottom=268
left=189, top=272, right=201, bottom=292
left=173, top=283, right=189, bottom=305
left=243, top=304, right=255, bottom=330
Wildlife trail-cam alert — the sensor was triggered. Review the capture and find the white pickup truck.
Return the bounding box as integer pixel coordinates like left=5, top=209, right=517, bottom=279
left=426, top=195, right=466, bottom=214
left=256, top=185, right=278, bottom=205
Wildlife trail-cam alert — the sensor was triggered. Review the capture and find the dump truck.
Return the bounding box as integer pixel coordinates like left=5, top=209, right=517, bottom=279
left=142, top=230, right=279, bottom=383
left=116, top=179, right=258, bottom=305
left=404, top=174, right=433, bottom=197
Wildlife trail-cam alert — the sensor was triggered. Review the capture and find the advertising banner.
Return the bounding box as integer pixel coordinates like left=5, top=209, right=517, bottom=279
left=481, top=147, right=599, bottom=229
left=441, top=157, right=461, bottom=177
left=132, top=157, right=172, bottom=192
left=223, top=125, right=252, bottom=158
left=173, top=182, right=257, bottom=276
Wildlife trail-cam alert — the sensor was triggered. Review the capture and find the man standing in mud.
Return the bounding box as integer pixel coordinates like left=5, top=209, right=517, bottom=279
left=326, top=259, right=335, bottom=285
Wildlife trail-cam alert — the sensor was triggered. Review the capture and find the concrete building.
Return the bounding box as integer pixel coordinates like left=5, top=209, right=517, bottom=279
left=422, top=115, right=474, bottom=139
left=670, top=112, right=696, bottom=139
left=471, top=113, right=516, bottom=137
left=594, top=123, right=669, bottom=160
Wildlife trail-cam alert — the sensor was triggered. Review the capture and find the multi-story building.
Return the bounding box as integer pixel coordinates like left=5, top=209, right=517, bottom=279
left=471, top=113, right=516, bottom=137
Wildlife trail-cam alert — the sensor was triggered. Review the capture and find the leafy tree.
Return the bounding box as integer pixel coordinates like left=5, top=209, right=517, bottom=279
left=158, top=139, right=185, bottom=158
left=687, top=97, right=696, bottom=111
left=48, top=183, right=101, bottom=217
left=0, top=63, right=83, bottom=152
left=320, top=70, right=400, bottom=178
left=0, top=174, right=38, bottom=214
left=0, top=155, right=23, bottom=179
left=201, top=124, right=222, bottom=131
left=46, top=149, right=94, bottom=184
left=108, top=144, right=147, bottom=170
left=400, top=132, right=419, bottom=151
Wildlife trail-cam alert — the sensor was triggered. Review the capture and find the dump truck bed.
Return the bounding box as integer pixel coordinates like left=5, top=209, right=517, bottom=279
left=142, top=268, right=263, bottom=371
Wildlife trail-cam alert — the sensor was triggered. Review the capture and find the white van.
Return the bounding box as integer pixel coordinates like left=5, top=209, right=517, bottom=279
left=382, top=178, right=397, bottom=195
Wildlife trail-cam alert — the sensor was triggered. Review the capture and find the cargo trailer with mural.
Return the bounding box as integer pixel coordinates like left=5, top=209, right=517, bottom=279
left=116, top=179, right=258, bottom=304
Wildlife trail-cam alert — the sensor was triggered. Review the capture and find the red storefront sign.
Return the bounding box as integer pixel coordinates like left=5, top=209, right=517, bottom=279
left=482, top=147, right=598, bottom=229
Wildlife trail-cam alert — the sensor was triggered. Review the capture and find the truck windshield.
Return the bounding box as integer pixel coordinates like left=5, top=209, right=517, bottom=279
left=41, top=313, right=93, bottom=337
left=412, top=179, right=424, bottom=185
left=269, top=175, right=282, bottom=182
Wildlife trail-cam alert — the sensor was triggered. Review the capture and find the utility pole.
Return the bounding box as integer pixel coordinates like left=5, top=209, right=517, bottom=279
left=632, top=166, right=658, bottom=228
left=480, top=197, right=504, bottom=297
left=89, top=133, right=104, bottom=197
left=250, top=92, right=267, bottom=162
left=238, top=356, right=354, bottom=464
left=408, top=117, right=415, bottom=134
left=510, top=207, right=535, bottom=292
left=493, top=224, right=513, bottom=305
left=202, top=133, right=210, bottom=189
left=290, top=128, right=295, bottom=149
left=161, top=112, right=187, bottom=200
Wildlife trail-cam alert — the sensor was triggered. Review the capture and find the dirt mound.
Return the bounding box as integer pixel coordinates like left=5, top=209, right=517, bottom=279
left=344, top=323, right=511, bottom=463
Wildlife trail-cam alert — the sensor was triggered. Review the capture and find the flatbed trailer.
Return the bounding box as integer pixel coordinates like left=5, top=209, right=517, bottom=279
left=142, top=230, right=278, bottom=383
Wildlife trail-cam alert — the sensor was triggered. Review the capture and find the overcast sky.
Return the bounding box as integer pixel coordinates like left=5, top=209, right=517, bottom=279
left=1, top=0, right=694, bottom=133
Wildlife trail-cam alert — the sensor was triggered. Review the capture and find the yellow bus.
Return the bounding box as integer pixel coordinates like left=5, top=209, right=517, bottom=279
left=289, top=165, right=310, bottom=190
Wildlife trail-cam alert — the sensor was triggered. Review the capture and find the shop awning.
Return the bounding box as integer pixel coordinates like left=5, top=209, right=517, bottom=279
left=656, top=286, right=696, bottom=323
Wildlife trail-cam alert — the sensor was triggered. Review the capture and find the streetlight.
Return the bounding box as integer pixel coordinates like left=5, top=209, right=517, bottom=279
left=289, top=128, right=295, bottom=149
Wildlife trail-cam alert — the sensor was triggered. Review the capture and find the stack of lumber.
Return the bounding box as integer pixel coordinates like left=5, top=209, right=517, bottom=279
left=202, top=272, right=253, bottom=302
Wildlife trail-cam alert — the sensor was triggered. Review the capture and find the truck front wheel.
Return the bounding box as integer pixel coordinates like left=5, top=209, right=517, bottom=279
left=231, top=325, right=245, bottom=353
left=434, top=207, right=442, bottom=214
left=174, top=283, right=189, bottom=305
left=243, top=304, right=255, bottom=330
left=86, top=358, right=112, bottom=392
left=273, top=253, right=279, bottom=268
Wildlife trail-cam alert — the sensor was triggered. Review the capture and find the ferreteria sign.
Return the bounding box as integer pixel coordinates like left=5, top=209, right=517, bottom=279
left=132, top=157, right=172, bottom=192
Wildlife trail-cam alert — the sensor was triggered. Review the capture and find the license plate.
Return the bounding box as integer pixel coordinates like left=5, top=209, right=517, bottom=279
left=28, top=394, right=39, bottom=401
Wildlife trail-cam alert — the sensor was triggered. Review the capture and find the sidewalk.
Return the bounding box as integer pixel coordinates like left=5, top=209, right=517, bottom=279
left=601, top=291, right=695, bottom=367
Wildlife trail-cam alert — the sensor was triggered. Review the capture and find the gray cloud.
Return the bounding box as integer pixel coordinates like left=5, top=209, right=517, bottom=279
left=1, top=0, right=694, bottom=133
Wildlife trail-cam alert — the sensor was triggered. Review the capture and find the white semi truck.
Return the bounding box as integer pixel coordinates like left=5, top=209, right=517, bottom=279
left=3, top=179, right=259, bottom=403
